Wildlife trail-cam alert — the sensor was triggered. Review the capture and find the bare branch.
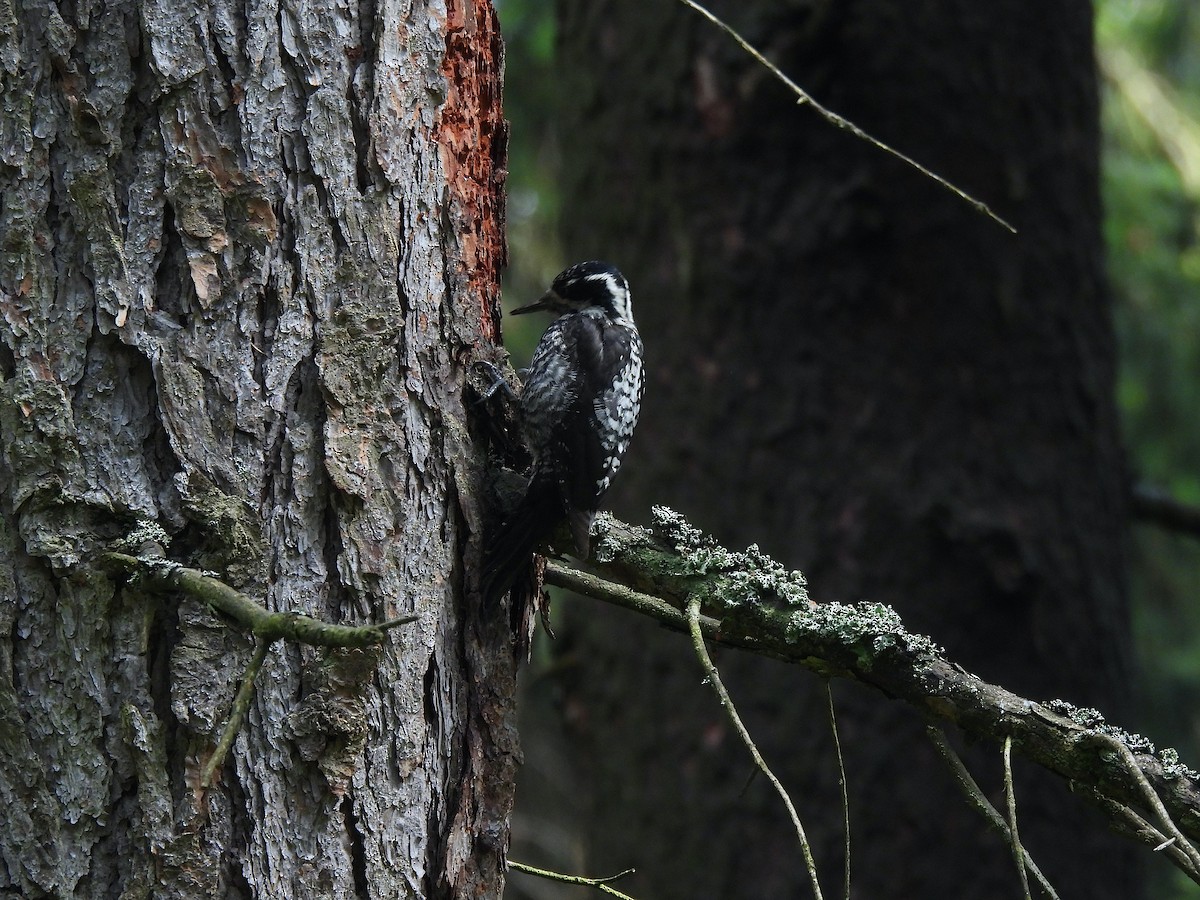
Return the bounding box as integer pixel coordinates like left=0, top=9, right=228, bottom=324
left=1004, top=737, right=1034, bottom=900
left=1102, top=734, right=1200, bottom=873
left=685, top=597, right=824, bottom=900
left=1085, top=791, right=1200, bottom=880
left=825, top=683, right=851, bottom=900
left=927, top=728, right=1060, bottom=899
left=675, top=0, right=1016, bottom=233
left=509, top=860, right=640, bottom=899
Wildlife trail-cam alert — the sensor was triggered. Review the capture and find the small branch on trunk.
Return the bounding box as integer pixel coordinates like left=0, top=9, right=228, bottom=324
left=202, top=638, right=272, bottom=787
left=99, top=551, right=417, bottom=646
left=99, top=549, right=418, bottom=790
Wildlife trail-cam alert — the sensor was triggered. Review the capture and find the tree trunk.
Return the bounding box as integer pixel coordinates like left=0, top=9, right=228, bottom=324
left=0, top=1, right=513, bottom=897
left=535, top=0, right=1140, bottom=896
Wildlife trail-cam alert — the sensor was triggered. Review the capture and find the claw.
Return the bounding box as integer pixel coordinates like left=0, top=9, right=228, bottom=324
left=472, top=360, right=518, bottom=405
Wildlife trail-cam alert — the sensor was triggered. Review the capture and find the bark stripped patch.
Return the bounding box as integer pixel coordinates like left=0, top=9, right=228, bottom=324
left=434, top=0, right=508, bottom=343
left=432, top=5, right=521, bottom=898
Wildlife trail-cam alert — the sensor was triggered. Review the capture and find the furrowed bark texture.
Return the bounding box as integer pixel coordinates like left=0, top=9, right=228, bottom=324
left=0, top=0, right=513, bottom=897
left=532, top=1, right=1139, bottom=897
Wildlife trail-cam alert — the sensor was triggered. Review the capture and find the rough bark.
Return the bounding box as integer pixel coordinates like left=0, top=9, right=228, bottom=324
left=530, top=0, right=1140, bottom=897
left=0, top=0, right=512, bottom=897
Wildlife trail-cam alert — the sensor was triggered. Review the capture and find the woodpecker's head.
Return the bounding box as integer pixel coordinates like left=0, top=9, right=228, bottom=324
left=512, top=261, right=634, bottom=324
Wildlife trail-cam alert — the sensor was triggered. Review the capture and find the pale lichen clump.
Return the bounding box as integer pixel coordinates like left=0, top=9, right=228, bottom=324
left=785, top=600, right=943, bottom=658
left=649, top=506, right=810, bottom=607
left=1045, top=699, right=1156, bottom=752
left=1159, top=747, right=1199, bottom=782
left=113, top=518, right=172, bottom=554
left=1045, top=698, right=1198, bottom=780
left=647, top=506, right=944, bottom=659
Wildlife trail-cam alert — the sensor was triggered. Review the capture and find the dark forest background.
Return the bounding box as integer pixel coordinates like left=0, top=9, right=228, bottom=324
left=497, top=2, right=1200, bottom=898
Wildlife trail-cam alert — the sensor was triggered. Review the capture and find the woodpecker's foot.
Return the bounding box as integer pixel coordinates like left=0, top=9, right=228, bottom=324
left=471, top=360, right=518, bottom=405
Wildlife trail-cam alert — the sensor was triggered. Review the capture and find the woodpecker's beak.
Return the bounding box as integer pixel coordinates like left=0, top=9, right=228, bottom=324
left=511, top=290, right=562, bottom=316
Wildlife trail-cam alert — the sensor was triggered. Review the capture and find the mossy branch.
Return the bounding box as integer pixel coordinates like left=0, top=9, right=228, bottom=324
left=202, top=638, right=271, bottom=787
left=543, top=508, right=1200, bottom=886
left=100, top=551, right=417, bottom=646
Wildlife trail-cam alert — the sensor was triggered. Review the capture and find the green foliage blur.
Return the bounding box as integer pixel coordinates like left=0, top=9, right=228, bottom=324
left=497, top=1, right=1200, bottom=894
left=1100, top=3, right=1200, bottom=894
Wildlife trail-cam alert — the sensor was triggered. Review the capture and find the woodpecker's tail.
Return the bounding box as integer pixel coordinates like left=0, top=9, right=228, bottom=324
left=482, top=479, right=561, bottom=603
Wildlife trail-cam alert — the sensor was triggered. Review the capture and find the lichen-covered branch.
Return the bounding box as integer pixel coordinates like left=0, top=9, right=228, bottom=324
left=544, top=508, right=1200, bottom=885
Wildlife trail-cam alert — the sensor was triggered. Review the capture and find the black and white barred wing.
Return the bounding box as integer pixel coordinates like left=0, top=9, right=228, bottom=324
left=587, top=322, right=643, bottom=499
left=520, top=317, right=578, bottom=461
left=520, top=313, right=640, bottom=554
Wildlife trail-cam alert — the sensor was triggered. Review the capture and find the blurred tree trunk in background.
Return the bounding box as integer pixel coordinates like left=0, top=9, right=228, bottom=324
left=0, top=1, right=513, bottom=897
left=523, top=0, right=1140, bottom=896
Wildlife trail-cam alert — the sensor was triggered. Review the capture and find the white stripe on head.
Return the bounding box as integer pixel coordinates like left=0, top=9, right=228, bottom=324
left=584, top=272, right=633, bottom=322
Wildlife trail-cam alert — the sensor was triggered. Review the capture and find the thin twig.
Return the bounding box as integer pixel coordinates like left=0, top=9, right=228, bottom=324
left=825, top=682, right=851, bottom=900
left=1086, top=790, right=1200, bottom=881
left=545, top=561, right=703, bottom=630
left=1003, top=737, right=1033, bottom=900
left=926, top=728, right=1061, bottom=900
left=202, top=638, right=273, bottom=787
left=685, top=597, right=824, bottom=900
left=1131, top=482, right=1200, bottom=538
left=543, top=560, right=789, bottom=663
left=676, top=0, right=1016, bottom=233
left=1103, top=735, right=1200, bottom=873
left=509, top=860, right=639, bottom=899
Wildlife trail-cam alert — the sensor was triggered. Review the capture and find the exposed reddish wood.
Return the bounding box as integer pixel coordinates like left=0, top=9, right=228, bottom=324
left=436, top=0, right=509, bottom=343
left=431, top=3, right=521, bottom=897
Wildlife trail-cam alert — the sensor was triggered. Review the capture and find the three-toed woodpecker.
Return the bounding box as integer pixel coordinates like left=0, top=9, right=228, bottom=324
left=484, top=261, right=644, bottom=600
